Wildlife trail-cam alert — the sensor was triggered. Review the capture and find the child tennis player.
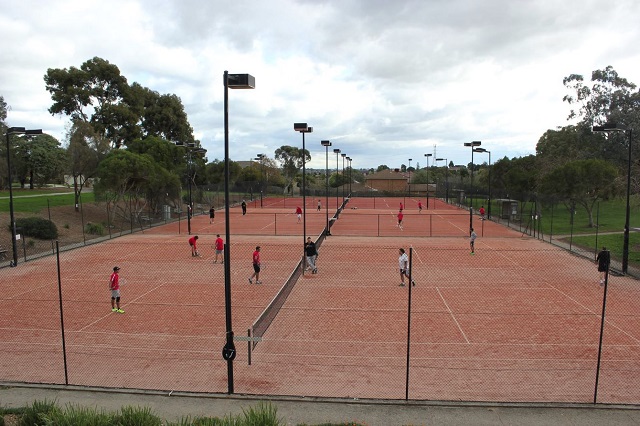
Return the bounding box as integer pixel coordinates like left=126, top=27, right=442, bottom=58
left=109, top=266, right=125, bottom=313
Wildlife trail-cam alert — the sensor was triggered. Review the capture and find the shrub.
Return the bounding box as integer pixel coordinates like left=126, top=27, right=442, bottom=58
left=85, top=222, right=105, bottom=236
left=13, top=217, right=58, bottom=240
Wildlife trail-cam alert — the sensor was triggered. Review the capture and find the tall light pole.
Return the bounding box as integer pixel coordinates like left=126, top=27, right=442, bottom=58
left=408, top=158, right=412, bottom=199
left=341, top=153, right=347, bottom=204
left=435, top=158, right=448, bottom=204
left=474, top=148, right=491, bottom=220
left=424, top=153, right=432, bottom=208
left=176, top=142, right=206, bottom=235
left=5, top=126, right=42, bottom=267
left=255, top=153, right=265, bottom=207
left=347, top=157, right=352, bottom=196
left=593, top=123, right=633, bottom=274
left=333, top=148, right=341, bottom=209
left=463, top=141, right=481, bottom=231
left=321, top=141, right=332, bottom=236
left=222, top=71, right=254, bottom=393
left=294, top=123, right=313, bottom=273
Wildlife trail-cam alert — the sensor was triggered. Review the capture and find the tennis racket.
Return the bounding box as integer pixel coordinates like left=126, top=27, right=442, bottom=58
left=259, top=263, right=266, bottom=271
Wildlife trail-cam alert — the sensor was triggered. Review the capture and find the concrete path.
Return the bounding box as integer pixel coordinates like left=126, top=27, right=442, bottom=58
left=1, top=384, right=640, bottom=425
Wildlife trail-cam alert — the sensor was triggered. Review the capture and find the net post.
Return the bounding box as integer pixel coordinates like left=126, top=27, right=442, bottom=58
left=247, top=328, right=252, bottom=365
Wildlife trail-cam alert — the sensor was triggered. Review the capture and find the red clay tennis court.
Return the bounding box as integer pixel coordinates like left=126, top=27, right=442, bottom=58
left=0, top=197, right=638, bottom=403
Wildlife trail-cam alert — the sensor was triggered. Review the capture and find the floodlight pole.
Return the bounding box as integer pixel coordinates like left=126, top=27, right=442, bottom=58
left=474, top=148, right=491, bottom=219
left=222, top=71, right=254, bottom=394
left=321, top=141, right=332, bottom=236
left=294, top=123, right=312, bottom=273
left=464, top=141, right=481, bottom=232
left=436, top=158, right=448, bottom=204
left=334, top=148, right=341, bottom=211
left=408, top=158, right=412, bottom=199
left=5, top=127, right=42, bottom=266
left=593, top=124, right=632, bottom=273
left=424, top=154, right=432, bottom=208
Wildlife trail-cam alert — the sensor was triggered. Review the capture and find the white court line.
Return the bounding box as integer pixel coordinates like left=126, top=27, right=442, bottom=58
left=78, top=282, right=169, bottom=332
left=437, top=287, right=471, bottom=344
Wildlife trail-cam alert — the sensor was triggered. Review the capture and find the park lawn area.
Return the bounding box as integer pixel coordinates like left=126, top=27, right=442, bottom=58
left=0, top=190, right=95, bottom=213
left=510, top=197, right=638, bottom=236
left=566, top=232, right=640, bottom=267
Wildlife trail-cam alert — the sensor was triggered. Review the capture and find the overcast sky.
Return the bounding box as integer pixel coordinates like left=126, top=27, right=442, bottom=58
left=2, top=0, right=639, bottom=170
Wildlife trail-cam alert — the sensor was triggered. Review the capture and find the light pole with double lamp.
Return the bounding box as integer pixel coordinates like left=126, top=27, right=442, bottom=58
left=255, top=153, right=266, bottom=207
left=321, top=140, right=332, bottom=236
left=435, top=158, right=448, bottom=204
left=473, top=147, right=491, bottom=220
left=593, top=122, right=633, bottom=274
left=424, top=153, right=432, bottom=208
left=333, top=148, right=341, bottom=210
left=341, top=153, right=347, bottom=204
left=347, top=157, right=352, bottom=196
left=408, top=158, right=412, bottom=199
left=5, top=126, right=43, bottom=266
left=176, top=142, right=206, bottom=235
left=222, top=71, right=254, bottom=393
left=463, top=141, right=481, bottom=231
left=294, top=123, right=313, bottom=273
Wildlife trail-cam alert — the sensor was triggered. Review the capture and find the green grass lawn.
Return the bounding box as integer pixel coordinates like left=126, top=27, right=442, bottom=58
left=472, top=196, right=638, bottom=236
left=568, top=232, right=640, bottom=265
left=0, top=189, right=94, bottom=213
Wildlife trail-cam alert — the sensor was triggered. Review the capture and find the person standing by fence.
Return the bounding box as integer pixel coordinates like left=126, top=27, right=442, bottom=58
left=470, top=228, right=477, bottom=254
left=214, top=234, right=224, bottom=263
left=241, top=200, right=247, bottom=215
left=189, top=235, right=200, bottom=257
left=398, top=248, right=415, bottom=287
left=109, top=266, right=125, bottom=314
left=305, top=237, right=318, bottom=274
left=209, top=206, right=215, bottom=224
left=249, top=246, right=262, bottom=284
left=596, top=246, right=610, bottom=287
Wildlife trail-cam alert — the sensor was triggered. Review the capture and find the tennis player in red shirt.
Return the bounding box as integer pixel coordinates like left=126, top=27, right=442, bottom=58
left=214, top=234, right=224, bottom=263
left=397, top=210, right=404, bottom=230
left=188, top=235, right=200, bottom=257
left=109, top=266, right=124, bottom=313
left=296, top=206, right=302, bottom=223
left=249, top=246, right=262, bottom=284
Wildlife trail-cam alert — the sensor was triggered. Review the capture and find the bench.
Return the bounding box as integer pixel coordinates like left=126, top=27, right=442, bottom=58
left=0, top=246, right=7, bottom=260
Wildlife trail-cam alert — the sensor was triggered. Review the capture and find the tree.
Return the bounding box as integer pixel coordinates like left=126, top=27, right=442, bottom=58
left=205, top=159, right=242, bottom=186
left=94, top=149, right=180, bottom=220
left=563, top=66, right=639, bottom=127
left=13, top=134, right=67, bottom=189
left=45, top=57, right=135, bottom=148
left=376, top=165, right=389, bottom=172
left=45, top=57, right=196, bottom=149
left=66, top=120, right=111, bottom=210
left=0, top=95, right=8, bottom=188
left=539, top=159, right=618, bottom=227
left=274, top=145, right=311, bottom=189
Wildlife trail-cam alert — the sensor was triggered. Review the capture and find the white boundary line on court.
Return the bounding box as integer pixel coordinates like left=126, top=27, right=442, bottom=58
left=436, top=287, right=471, bottom=344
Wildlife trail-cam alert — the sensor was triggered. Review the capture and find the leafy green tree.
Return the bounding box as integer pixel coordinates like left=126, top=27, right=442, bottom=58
left=45, top=57, right=136, bottom=148
left=274, top=145, right=311, bottom=189
left=94, top=149, right=180, bottom=218
left=539, top=159, right=618, bottom=227
left=563, top=66, right=639, bottom=126
left=131, top=84, right=195, bottom=143
left=45, top=57, right=196, bottom=149
left=0, top=95, right=8, bottom=188
left=205, top=159, right=242, bottom=186
left=376, top=165, right=389, bottom=172
left=13, top=134, right=67, bottom=188
left=66, top=120, right=111, bottom=210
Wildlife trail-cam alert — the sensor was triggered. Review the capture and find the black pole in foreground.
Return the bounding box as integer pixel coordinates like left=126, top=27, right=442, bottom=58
left=593, top=249, right=610, bottom=404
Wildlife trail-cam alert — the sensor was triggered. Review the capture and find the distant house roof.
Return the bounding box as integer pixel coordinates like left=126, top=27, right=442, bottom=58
left=365, top=169, right=408, bottom=180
